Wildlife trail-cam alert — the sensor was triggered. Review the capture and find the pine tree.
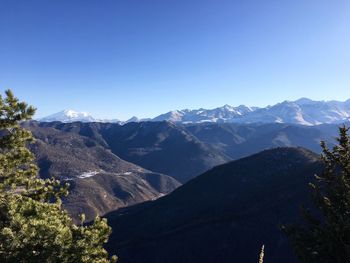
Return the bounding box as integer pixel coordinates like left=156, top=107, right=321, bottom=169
left=0, top=90, right=117, bottom=263
left=258, top=245, right=264, bottom=263
left=284, top=126, right=350, bottom=263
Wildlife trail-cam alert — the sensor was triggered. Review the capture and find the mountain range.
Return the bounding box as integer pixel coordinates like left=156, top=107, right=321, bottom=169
left=39, top=98, right=350, bottom=125
left=22, top=119, right=348, bottom=262
left=23, top=120, right=344, bottom=222
left=31, top=121, right=230, bottom=183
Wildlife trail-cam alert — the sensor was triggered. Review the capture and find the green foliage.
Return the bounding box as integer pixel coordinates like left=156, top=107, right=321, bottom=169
left=284, top=126, right=350, bottom=263
left=0, top=90, right=117, bottom=262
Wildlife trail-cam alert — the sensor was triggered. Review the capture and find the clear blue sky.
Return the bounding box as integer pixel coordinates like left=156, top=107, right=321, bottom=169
left=1, top=0, right=350, bottom=120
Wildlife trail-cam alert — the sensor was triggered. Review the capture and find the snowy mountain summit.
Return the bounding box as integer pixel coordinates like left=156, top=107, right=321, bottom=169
left=39, top=109, right=121, bottom=123
left=39, top=98, right=350, bottom=125
left=39, top=110, right=98, bottom=123
left=152, top=99, right=350, bottom=125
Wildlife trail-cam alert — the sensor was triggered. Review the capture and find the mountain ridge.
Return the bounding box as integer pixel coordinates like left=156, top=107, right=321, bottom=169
left=105, top=147, right=323, bottom=263
left=32, top=121, right=230, bottom=183
left=39, top=98, right=350, bottom=125
left=22, top=121, right=181, bottom=221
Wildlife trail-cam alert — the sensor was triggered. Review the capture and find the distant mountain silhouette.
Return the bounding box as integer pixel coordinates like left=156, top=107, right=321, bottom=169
left=184, top=122, right=341, bottom=159
left=105, top=147, right=322, bottom=263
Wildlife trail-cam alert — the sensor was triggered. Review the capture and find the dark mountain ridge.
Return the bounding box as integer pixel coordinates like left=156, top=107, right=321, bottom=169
left=105, top=147, right=322, bottom=263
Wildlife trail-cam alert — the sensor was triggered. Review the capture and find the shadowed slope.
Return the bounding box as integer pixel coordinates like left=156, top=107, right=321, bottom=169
left=106, top=147, right=322, bottom=263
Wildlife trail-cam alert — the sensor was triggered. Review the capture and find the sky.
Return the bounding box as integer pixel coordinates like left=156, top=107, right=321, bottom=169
left=0, top=0, right=350, bottom=120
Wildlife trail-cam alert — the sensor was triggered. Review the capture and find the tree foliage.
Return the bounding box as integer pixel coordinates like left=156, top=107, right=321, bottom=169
left=0, top=90, right=117, bottom=263
left=284, top=126, right=350, bottom=263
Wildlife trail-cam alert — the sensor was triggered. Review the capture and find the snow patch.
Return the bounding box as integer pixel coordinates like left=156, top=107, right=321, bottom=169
left=78, top=171, right=99, bottom=179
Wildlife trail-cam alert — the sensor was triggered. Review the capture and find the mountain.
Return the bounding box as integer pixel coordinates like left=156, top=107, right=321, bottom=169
left=126, top=116, right=141, bottom=123
left=39, top=109, right=121, bottom=123
left=98, top=121, right=231, bottom=183
left=39, top=109, right=97, bottom=122
left=105, top=147, right=322, bottom=263
left=184, top=122, right=341, bottom=159
left=23, top=122, right=180, bottom=221
left=153, top=99, right=350, bottom=125
left=40, top=98, right=350, bottom=125
left=31, top=121, right=345, bottom=183
left=126, top=116, right=152, bottom=123
left=152, top=104, right=258, bottom=123
left=35, top=121, right=230, bottom=183
left=65, top=170, right=179, bottom=222
left=238, top=99, right=350, bottom=125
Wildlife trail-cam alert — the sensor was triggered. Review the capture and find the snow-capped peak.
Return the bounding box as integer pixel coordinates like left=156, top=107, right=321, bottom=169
left=150, top=98, right=350, bottom=125
left=64, top=109, right=90, bottom=118
left=294, top=98, right=317, bottom=105
left=38, top=98, right=350, bottom=126
left=222, top=104, right=235, bottom=111
left=126, top=116, right=140, bottom=123
left=39, top=109, right=97, bottom=123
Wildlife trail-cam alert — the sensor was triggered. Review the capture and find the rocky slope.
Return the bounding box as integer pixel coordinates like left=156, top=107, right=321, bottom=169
left=23, top=122, right=180, bottom=221
left=33, top=121, right=230, bottom=183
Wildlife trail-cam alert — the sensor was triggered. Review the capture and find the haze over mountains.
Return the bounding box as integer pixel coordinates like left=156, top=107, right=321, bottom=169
left=39, top=98, right=350, bottom=125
